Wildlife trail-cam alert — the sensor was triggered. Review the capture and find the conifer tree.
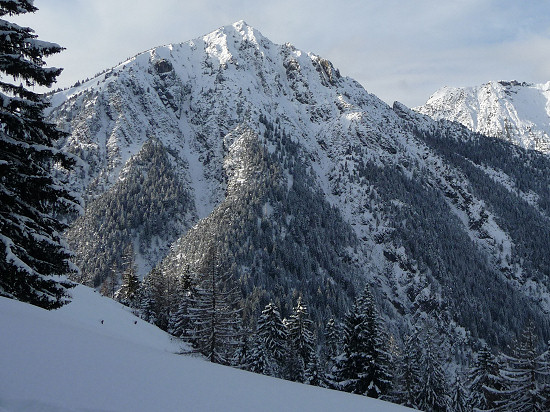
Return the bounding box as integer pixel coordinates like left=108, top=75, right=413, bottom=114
left=249, top=338, right=274, bottom=376
left=415, top=324, right=449, bottom=412
left=357, top=285, right=393, bottom=398
left=256, top=301, right=288, bottom=377
left=333, top=286, right=392, bottom=398
left=168, top=273, right=194, bottom=339
left=115, top=244, right=140, bottom=307
left=232, top=327, right=253, bottom=370
left=323, top=317, right=342, bottom=387
left=0, top=0, right=79, bottom=309
left=466, top=344, right=502, bottom=410
left=324, top=317, right=341, bottom=361
left=387, top=333, right=421, bottom=408
left=494, top=322, right=550, bottom=411
left=334, top=301, right=371, bottom=394
left=304, top=351, right=322, bottom=387
left=186, top=242, right=242, bottom=364
left=286, top=296, right=316, bottom=382
left=139, top=267, right=172, bottom=330
left=450, top=373, right=468, bottom=412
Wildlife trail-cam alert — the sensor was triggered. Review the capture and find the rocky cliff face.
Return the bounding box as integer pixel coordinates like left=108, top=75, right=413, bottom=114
left=49, top=21, right=550, bottom=350
left=414, top=80, right=550, bottom=153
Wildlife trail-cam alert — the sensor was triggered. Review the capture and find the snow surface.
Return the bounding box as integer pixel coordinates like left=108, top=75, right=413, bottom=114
left=415, top=80, right=550, bottom=153
left=0, top=286, right=411, bottom=412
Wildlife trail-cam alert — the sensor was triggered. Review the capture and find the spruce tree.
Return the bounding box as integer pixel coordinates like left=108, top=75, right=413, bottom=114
left=357, top=285, right=392, bottom=398
left=0, top=0, right=79, bottom=309
left=115, top=244, right=140, bottom=307
left=467, top=344, right=502, bottom=410
left=495, top=322, right=550, bottom=411
left=323, top=317, right=342, bottom=388
left=286, top=296, right=316, bottom=382
left=138, top=267, right=172, bottom=330
left=450, top=373, right=468, bottom=412
left=388, top=333, right=421, bottom=409
left=249, top=338, right=274, bottom=376
left=256, top=301, right=288, bottom=377
left=333, top=286, right=392, bottom=398
left=415, top=324, right=449, bottom=412
left=168, top=273, right=194, bottom=339
left=231, top=327, right=253, bottom=370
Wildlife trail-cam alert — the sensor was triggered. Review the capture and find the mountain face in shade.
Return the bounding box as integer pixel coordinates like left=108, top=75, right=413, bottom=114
left=49, top=21, right=550, bottom=351
left=414, top=80, right=550, bottom=153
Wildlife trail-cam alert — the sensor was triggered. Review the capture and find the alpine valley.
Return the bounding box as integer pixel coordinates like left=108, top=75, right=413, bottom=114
left=49, top=21, right=550, bottom=362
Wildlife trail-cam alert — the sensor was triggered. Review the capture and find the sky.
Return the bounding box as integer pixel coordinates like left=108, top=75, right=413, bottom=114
left=14, top=0, right=550, bottom=107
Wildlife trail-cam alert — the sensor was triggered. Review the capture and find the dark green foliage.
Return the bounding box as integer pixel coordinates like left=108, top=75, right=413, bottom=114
left=388, top=334, right=422, bottom=409
left=414, top=324, right=449, bottom=412
left=231, top=328, right=254, bottom=370
left=322, top=317, right=341, bottom=387
left=333, top=286, right=392, bottom=398
left=356, top=158, right=549, bottom=348
left=115, top=244, right=140, bottom=306
left=493, top=322, right=550, bottom=411
left=256, top=302, right=288, bottom=377
left=161, top=125, right=358, bottom=336
left=466, top=344, right=502, bottom=410
left=138, top=267, right=177, bottom=330
left=450, top=374, right=468, bottom=412
left=67, top=138, right=194, bottom=288
left=249, top=338, right=274, bottom=376
left=286, top=297, right=316, bottom=382
left=168, top=271, right=194, bottom=339
left=0, top=0, right=78, bottom=309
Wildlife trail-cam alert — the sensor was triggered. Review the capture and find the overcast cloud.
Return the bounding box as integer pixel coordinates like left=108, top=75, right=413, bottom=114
left=14, top=0, right=550, bottom=107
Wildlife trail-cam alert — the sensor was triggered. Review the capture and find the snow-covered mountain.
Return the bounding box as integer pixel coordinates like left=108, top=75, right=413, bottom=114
left=414, top=80, right=550, bottom=153
left=48, top=21, right=550, bottom=352
left=0, top=287, right=411, bottom=412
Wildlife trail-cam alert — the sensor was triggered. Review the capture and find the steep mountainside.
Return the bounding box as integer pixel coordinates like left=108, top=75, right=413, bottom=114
left=414, top=80, right=550, bottom=153
left=49, top=21, right=550, bottom=351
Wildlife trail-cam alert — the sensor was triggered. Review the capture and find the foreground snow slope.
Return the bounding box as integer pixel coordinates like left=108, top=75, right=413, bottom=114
left=0, top=287, right=410, bottom=412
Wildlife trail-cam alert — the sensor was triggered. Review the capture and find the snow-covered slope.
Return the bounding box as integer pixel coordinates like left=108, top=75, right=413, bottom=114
left=414, top=80, right=550, bottom=153
left=48, top=21, right=550, bottom=352
left=0, top=288, right=410, bottom=412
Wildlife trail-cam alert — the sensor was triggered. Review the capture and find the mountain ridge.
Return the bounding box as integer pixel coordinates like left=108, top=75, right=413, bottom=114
left=48, top=21, right=550, bottom=352
left=414, top=80, right=550, bottom=153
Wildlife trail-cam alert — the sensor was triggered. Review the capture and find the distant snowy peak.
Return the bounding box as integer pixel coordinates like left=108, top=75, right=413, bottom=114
left=414, top=80, right=550, bottom=153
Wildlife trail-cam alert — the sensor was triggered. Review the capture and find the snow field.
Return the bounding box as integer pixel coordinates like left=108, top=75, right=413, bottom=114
left=0, top=285, right=411, bottom=412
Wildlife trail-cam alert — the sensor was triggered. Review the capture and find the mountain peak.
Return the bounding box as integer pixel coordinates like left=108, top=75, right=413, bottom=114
left=415, top=80, right=550, bottom=153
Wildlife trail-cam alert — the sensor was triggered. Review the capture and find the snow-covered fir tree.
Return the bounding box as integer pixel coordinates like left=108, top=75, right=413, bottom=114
left=450, top=373, right=468, bottom=412
left=0, top=0, right=79, bottom=309
left=231, top=327, right=254, bottom=370
left=285, top=297, right=316, bottom=383
left=249, top=338, right=275, bottom=376
left=304, top=351, right=322, bottom=387
left=333, top=286, right=392, bottom=398
left=492, top=322, right=550, bottom=411
left=323, top=317, right=342, bottom=387
left=386, top=333, right=421, bottom=409
left=138, top=267, right=174, bottom=330
left=115, top=244, right=140, bottom=307
left=466, top=343, right=502, bottom=411
left=415, top=323, right=450, bottom=412
left=186, top=242, right=242, bottom=364
left=168, top=271, right=194, bottom=339
left=255, top=302, right=288, bottom=377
